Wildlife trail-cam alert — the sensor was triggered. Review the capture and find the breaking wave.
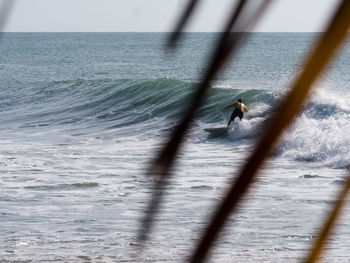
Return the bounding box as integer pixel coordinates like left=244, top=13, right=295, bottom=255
left=0, top=77, right=348, bottom=168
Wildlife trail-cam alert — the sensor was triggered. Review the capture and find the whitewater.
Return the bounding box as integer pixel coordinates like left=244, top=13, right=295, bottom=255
left=0, top=33, right=350, bottom=262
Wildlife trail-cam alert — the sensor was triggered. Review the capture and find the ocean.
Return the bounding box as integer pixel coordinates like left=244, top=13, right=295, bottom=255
left=0, top=33, right=349, bottom=262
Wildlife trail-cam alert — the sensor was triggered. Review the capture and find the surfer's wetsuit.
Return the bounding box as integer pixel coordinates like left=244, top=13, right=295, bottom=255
left=230, top=107, right=244, bottom=121
left=229, top=102, right=247, bottom=121
left=222, top=100, right=248, bottom=128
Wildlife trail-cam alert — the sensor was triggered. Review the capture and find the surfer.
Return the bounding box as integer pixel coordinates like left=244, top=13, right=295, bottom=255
left=221, top=99, right=248, bottom=128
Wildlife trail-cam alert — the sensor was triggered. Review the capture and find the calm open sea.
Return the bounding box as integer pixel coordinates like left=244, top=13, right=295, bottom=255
left=0, top=33, right=350, bottom=262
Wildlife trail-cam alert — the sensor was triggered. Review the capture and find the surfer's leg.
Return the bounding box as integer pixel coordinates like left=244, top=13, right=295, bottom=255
left=238, top=111, right=243, bottom=121
left=228, top=115, right=237, bottom=128
left=229, top=110, right=238, bottom=127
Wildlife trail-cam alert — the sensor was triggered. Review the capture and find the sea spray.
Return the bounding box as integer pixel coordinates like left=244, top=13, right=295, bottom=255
left=280, top=88, right=350, bottom=168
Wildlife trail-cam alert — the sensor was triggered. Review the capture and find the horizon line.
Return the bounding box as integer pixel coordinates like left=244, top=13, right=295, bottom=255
left=1, top=31, right=327, bottom=33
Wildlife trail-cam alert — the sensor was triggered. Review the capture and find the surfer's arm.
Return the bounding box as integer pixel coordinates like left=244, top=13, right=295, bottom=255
left=221, top=104, right=235, bottom=112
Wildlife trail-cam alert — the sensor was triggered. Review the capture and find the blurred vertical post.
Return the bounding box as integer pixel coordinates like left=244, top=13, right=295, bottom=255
left=0, top=0, right=15, bottom=34
left=167, top=0, right=201, bottom=48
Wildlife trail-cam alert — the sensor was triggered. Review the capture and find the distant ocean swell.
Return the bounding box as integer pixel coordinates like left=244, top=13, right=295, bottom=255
left=2, top=77, right=349, bottom=168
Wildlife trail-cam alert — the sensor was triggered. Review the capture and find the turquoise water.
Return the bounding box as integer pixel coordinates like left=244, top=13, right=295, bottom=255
left=0, top=33, right=350, bottom=262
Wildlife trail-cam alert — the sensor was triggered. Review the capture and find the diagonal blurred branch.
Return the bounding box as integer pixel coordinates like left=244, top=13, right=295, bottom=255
left=189, top=1, right=350, bottom=262
left=167, top=0, right=201, bottom=48
left=0, top=0, right=15, bottom=34
left=138, top=0, right=273, bottom=245
left=302, top=171, right=350, bottom=263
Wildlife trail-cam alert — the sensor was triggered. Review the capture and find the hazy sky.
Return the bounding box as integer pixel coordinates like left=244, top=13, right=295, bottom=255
left=4, top=0, right=338, bottom=32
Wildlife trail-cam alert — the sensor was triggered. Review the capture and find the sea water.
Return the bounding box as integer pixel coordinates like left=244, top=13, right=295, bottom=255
left=0, top=33, right=349, bottom=262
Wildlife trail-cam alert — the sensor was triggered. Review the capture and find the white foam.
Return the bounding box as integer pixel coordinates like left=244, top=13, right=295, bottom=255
left=280, top=89, right=350, bottom=168
left=248, top=102, right=271, bottom=116
left=212, top=84, right=234, bottom=90
left=310, top=88, right=350, bottom=111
